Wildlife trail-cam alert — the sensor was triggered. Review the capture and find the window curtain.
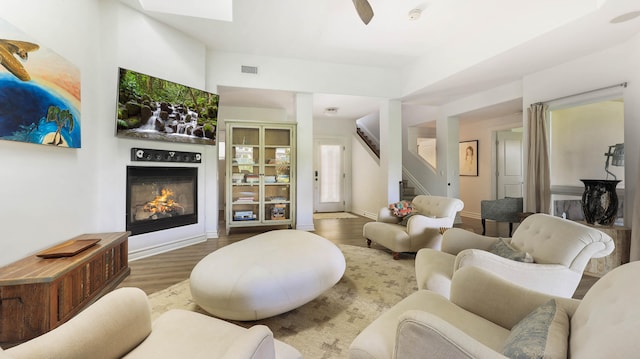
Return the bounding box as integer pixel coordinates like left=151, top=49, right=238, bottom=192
left=525, top=103, right=551, bottom=213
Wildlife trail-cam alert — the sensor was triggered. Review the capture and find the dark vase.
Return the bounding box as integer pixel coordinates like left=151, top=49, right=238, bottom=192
left=580, top=179, right=621, bottom=226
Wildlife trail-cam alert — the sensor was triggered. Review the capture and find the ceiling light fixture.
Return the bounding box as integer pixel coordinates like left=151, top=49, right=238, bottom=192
left=408, top=8, right=422, bottom=21
left=610, top=11, right=640, bottom=24
left=324, top=107, right=339, bottom=116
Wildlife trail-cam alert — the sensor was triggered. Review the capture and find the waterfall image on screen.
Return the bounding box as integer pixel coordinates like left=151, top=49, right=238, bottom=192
left=116, top=67, right=219, bottom=145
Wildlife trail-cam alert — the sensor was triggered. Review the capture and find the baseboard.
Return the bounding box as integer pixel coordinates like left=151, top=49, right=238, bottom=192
left=295, top=224, right=315, bottom=231
left=129, top=234, right=209, bottom=262
left=461, top=211, right=481, bottom=220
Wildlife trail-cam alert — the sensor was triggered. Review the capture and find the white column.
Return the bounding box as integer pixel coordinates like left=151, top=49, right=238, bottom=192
left=296, top=93, right=315, bottom=231
left=437, top=115, right=460, bottom=198
left=204, top=145, right=219, bottom=238
left=380, top=100, right=402, bottom=203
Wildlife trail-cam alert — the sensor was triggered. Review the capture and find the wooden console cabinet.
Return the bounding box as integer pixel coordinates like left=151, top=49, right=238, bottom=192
left=0, top=232, right=130, bottom=345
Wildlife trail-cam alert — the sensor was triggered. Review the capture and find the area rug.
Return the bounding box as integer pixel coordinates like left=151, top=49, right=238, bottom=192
left=148, top=244, right=417, bottom=359
left=313, top=212, right=359, bottom=220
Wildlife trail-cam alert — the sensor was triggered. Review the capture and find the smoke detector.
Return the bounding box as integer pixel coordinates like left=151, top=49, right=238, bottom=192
left=408, top=8, right=422, bottom=21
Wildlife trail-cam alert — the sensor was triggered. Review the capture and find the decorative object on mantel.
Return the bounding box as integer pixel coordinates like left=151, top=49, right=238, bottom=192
left=580, top=143, right=625, bottom=226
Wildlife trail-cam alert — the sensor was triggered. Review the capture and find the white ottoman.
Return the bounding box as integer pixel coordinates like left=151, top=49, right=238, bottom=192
left=190, top=230, right=346, bottom=321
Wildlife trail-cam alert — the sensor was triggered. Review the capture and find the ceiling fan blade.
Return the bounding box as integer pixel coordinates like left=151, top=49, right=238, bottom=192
left=352, top=0, right=374, bottom=25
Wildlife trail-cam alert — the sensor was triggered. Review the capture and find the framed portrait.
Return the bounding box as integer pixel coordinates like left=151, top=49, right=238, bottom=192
left=459, top=140, right=478, bottom=176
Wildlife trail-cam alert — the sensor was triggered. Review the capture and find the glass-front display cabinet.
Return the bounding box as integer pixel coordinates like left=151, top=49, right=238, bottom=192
left=225, top=121, right=296, bottom=234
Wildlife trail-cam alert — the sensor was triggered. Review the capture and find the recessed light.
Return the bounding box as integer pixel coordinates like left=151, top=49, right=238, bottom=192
left=610, top=11, right=640, bottom=24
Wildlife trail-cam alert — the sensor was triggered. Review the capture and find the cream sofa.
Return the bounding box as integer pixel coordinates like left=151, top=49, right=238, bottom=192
left=0, top=287, right=301, bottom=359
left=415, top=213, right=614, bottom=298
left=363, top=195, right=464, bottom=259
left=350, top=261, right=640, bottom=359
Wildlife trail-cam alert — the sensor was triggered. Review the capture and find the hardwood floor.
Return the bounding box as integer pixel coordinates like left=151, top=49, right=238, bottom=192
left=118, top=213, right=378, bottom=294
left=118, top=213, right=597, bottom=298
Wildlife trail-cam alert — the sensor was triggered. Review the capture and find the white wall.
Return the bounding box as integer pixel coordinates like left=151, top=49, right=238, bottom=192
left=401, top=105, right=441, bottom=197
left=2, top=0, right=639, bottom=266
left=522, top=33, right=640, bottom=235
left=0, top=0, right=101, bottom=266
left=206, top=51, right=401, bottom=99
left=458, top=114, right=522, bottom=218
left=0, top=0, right=220, bottom=266
left=550, top=101, right=624, bottom=186
left=351, top=135, right=384, bottom=218
left=100, top=2, right=217, bottom=259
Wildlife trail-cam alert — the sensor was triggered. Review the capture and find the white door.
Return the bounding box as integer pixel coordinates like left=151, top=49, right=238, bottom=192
left=314, top=138, right=345, bottom=212
left=496, top=130, right=524, bottom=198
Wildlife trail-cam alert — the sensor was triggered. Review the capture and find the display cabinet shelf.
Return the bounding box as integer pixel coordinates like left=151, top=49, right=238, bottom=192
left=226, top=121, right=296, bottom=234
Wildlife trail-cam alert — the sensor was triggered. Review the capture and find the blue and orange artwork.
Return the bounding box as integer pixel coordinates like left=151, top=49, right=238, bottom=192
left=0, top=19, right=80, bottom=148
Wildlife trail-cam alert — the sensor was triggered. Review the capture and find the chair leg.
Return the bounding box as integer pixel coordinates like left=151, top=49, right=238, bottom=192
left=509, top=222, right=513, bottom=237
left=366, top=239, right=372, bottom=247
left=481, top=219, right=486, bottom=235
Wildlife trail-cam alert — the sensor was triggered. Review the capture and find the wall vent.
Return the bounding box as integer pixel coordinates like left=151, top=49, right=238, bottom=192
left=241, top=65, right=258, bottom=74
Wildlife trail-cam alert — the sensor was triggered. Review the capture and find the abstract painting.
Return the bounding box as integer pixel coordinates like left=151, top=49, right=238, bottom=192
left=0, top=19, right=81, bottom=148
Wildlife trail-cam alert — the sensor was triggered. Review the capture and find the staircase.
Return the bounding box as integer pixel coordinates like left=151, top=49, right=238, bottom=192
left=400, top=180, right=416, bottom=201
left=356, top=126, right=379, bottom=158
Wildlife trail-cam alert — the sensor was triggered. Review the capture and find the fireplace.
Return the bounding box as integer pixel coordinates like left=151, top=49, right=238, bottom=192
left=126, top=166, right=198, bottom=235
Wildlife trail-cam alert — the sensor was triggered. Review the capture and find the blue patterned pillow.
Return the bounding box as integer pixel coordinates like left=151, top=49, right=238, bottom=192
left=502, top=299, right=569, bottom=359
left=488, top=238, right=534, bottom=263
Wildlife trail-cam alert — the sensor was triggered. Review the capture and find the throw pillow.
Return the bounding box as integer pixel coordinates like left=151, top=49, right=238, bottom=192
left=399, top=212, right=416, bottom=226
left=388, top=200, right=413, bottom=217
left=502, top=299, right=570, bottom=359
left=488, top=238, right=534, bottom=263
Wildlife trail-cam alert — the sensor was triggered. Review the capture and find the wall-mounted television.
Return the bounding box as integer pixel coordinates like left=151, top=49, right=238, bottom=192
left=116, top=67, right=219, bottom=145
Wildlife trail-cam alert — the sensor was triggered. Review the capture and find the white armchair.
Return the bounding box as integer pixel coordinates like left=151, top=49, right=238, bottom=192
left=415, top=213, right=614, bottom=298
left=1, top=287, right=301, bottom=359
left=350, top=262, right=640, bottom=359
left=363, top=195, right=464, bottom=259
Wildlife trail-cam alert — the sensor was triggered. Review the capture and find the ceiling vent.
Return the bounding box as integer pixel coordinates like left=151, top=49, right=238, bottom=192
left=241, top=65, right=258, bottom=74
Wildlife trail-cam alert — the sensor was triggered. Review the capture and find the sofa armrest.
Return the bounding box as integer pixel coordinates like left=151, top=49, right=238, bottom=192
left=395, top=310, right=507, bottom=359
left=449, top=266, right=580, bottom=329
left=377, top=207, right=401, bottom=224
left=6, top=287, right=152, bottom=359
left=221, top=325, right=276, bottom=359
left=454, top=249, right=581, bottom=298
left=441, top=228, right=498, bottom=255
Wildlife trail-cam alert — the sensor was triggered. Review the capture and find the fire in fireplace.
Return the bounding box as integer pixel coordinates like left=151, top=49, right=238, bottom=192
left=126, top=166, right=198, bottom=235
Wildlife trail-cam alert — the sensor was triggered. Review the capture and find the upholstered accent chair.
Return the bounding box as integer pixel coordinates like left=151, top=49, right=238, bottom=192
left=415, top=213, right=614, bottom=298
left=363, top=195, right=464, bottom=259
left=350, top=262, right=640, bottom=359
left=1, top=287, right=301, bottom=359
left=480, top=197, right=523, bottom=236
